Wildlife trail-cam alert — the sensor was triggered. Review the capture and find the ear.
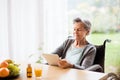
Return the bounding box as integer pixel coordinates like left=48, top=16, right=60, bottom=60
left=86, top=30, right=90, bottom=35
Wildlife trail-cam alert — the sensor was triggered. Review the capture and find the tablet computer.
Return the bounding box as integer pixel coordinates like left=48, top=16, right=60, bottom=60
left=42, top=53, right=59, bottom=66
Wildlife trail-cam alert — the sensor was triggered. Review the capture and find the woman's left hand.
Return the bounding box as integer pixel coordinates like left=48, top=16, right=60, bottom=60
left=57, top=59, right=73, bottom=68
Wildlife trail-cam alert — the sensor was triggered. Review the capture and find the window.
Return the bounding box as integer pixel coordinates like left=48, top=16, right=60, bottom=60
left=67, top=0, right=120, bottom=73
left=67, top=0, right=120, bottom=34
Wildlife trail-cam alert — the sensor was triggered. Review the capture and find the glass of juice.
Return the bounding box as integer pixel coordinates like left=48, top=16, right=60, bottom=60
left=34, top=64, right=42, bottom=78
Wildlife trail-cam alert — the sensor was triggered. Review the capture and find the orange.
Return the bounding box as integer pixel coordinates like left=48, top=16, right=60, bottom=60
left=0, top=61, right=8, bottom=68
left=0, top=67, right=10, bottom=77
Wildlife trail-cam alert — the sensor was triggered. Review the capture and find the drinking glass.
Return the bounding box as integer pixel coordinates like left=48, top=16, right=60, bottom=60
left=34, top=64, right=42, bottom=78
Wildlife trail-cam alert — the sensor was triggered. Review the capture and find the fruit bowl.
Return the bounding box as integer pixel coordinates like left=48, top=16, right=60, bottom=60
left=0, top=74, right=19, bottom=79
left=0, top=59, right=20, bottom=79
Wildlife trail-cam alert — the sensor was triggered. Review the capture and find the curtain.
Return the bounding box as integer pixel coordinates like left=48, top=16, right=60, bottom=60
left=0, top=0, right=44, bottom=63
left=0, top=0, right=68, bottom=63
left=43, top=0, right=68, bottom=53
left=0, top=0, right=9, bottom=61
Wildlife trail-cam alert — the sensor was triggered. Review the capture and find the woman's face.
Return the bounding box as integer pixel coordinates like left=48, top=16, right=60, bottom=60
left=73, top=22, right=89, bottom=40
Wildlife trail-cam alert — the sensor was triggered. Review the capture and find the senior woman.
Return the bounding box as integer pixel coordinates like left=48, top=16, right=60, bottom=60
left=52, top=18, right=103, bottom=72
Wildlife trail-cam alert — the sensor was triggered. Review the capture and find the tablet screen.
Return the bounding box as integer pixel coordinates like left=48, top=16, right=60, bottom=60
left=42, top=54, right=59, bottom=66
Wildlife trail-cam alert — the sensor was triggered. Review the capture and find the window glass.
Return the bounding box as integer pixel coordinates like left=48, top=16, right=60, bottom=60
left=67, top=0, right=120, bottom=35
left=67, top=0, right=120, bottom=73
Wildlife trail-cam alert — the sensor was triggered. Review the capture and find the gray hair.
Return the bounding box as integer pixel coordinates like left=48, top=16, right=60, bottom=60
left=73, top=18, right=91, bottom=30
left=83, top=20, right=91, bottom=30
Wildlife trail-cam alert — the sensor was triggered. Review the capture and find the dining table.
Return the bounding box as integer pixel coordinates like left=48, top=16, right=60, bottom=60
left=13, top=63, right=106, bottom=80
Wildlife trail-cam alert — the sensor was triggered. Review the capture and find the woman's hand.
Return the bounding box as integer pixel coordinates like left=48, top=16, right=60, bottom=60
left=57, top=59, right=73, bottom=69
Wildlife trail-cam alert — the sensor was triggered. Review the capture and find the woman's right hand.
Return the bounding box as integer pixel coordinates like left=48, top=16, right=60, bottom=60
left=57, top=59, right=73, bottom=69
